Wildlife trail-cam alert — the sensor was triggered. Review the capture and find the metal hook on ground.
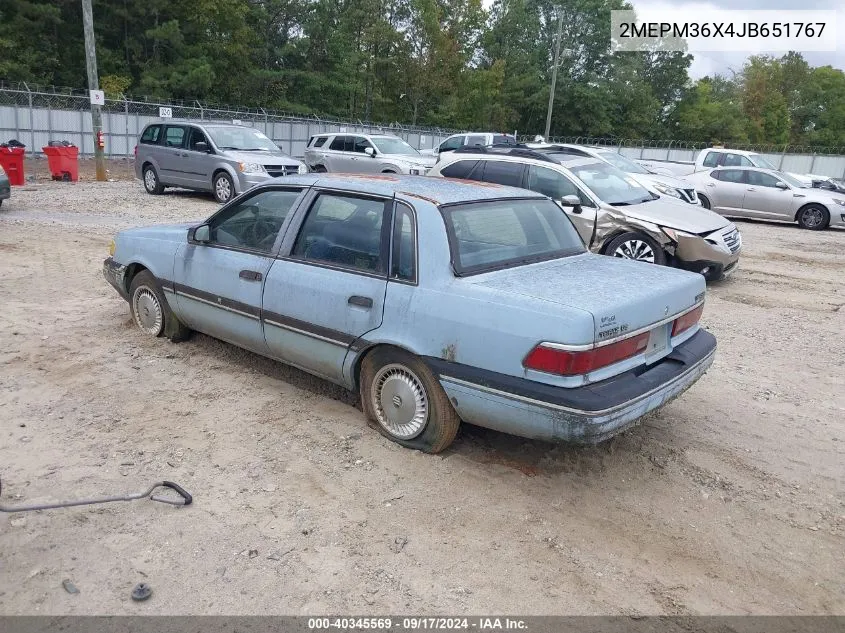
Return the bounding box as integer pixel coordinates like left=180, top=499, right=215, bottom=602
left=0, top=478, right=192, bottom=513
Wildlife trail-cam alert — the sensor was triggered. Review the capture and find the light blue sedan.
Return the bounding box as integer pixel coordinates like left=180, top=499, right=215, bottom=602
left=104, top=174, right=716, bottom=452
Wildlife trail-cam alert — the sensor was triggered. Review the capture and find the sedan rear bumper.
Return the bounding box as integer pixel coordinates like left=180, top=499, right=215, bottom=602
left=427, top=329, right=716, bottom=444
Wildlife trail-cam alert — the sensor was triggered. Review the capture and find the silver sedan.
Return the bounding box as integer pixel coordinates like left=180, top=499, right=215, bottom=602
left=686, top=166, right=845, bottom=230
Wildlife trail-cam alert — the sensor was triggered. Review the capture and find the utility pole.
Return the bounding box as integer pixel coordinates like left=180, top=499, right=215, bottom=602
left=82, top=0, right=106, bottom=181
left=544, top=9, right=564, bottom=140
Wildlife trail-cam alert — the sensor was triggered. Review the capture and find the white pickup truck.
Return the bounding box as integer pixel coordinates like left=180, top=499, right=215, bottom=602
left=637, top=147, right=823, bottom=186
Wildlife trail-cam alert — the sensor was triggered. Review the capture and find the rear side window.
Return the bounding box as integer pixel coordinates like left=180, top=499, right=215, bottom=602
left=492, top=135, right=516, bottom=145
left=466, top=135, right=487, bottom=147
left=164, top=126, right=186, bottom=148
left=140, top=125, right=161, bottom=145
left=440, top=160, right=479, bottom=179
left=719, top=169, right=747, bottom=184
left=723, top=153, right=752, bottom=167
left=442, top=199, right=585, bottom=275
left=313, top=136, right=328, bottom=148
left=480, top=160, right=525, bottom=188
left=527, top=165, right=593, bottom=207
left=391, top=203, right=417, bottom=283
left=292, top=194, right=388, bottom=274
left=701, top=151, right=719, bottom=168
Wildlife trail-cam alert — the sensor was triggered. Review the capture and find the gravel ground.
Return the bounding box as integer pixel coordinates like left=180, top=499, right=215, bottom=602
left=0, top=181, right=843, bottom=615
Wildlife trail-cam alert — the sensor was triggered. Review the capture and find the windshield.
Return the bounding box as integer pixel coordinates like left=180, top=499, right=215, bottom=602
left=750, top=154, right=777, bottom=170
left=561, top=159, right=655, bottom=206
left=442, top=198, right=585, bottom=275
left=598, top=151, right=652, bottom=174
left=371, top=137, right=419, bottom=156
left=779, top=172, right=807, bottom=188
left=206, top=127, right=280, bottom=152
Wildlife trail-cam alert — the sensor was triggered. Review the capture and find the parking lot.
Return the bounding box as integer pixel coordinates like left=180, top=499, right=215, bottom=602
left=0, top=179, right=843, bottom=615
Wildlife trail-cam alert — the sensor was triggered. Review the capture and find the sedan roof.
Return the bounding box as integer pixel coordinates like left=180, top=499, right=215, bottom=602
left=265, top=173, right=545, bottom=205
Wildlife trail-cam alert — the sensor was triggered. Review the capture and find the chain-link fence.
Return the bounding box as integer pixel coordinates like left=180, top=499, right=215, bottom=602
left=529, top=136, right=845, bottom=179
left=0, top=82, right=464, bottom=180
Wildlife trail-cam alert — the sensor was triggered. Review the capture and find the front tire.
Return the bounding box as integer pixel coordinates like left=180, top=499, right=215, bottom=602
left=605, top=231, right=667, bottom=265
left=698, top=194, right=711, bottom=210
left=213, top=171, right=235, bottom=204
left=128, top=271, right=190, bottom=342
left=796, top=204, right=829, bottom=230
left=360, top=347, right=460, bottom=453
left=142, top=165, right=164, bottom=195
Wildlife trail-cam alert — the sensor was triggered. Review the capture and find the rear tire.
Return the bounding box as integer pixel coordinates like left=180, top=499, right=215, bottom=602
left=796, top=204, right=829, bottom=230
left=128, top=271, right=190, bottom=342
left=604, top=231, right=667, bottom=266
left=698, top=194, right=711, bottom=209
left=360, top=347, right=460, bottom=453
left=213, top=171, right=235, bottom=204
left=142, top=165, right=164, bottom=195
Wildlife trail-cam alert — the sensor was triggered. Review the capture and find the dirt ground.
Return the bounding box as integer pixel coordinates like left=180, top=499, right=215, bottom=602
left=0, top=181, right=843, bottom=616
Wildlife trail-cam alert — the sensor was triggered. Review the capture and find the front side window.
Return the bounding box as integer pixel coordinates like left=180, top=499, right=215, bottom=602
left=186, top=128, right=209, bottom=152
left=140, top=125, right=161, bottom=145
left=747, top=171, right=784, bottom=188
left=164, top=126, right=186, bottom=148
left=207, top=189, right=302, bottom=252
left=527, top=165, right=593, bottom=207
left=352, top=136, right=374, bottom=153
left=723, top=153, right=752, bottom=167
left=442, top=198, right=585, bottom=275
left=292, top=194, right=388, bottom=274
left=480, top=160, right=524, bottom=188
left=566, top=159, right=653, bottom=206
left=391, top=203, right=416, bottom=283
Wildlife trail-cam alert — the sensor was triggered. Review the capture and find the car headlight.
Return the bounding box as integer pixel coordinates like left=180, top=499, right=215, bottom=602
left=239, top=162, right=266, bottom=174
left=409, top=168, right=423, bottom=175
left=298, top=164, right=307, bottom=175
left=833, top=198, right=845, bottom=207
left=660, top=227, right=694, bottom=242
left=653, top=183, right=682, bottom=198
left=109, top=239, right=116, bottom=256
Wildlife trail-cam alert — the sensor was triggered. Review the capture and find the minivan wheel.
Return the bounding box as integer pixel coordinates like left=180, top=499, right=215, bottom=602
left=142, top=165, right=164, bottom=195
left=605, top=232, right=667, bottom=265
left=360, top=347, right=460, bottom=453
left=796, top=204, right=829, bottom=230
left=213, top=172, right=235, bottom=203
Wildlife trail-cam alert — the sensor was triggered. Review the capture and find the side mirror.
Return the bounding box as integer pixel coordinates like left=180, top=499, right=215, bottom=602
left=194, top=141, right=209, bottom=153
left=193, top=225, right=210, bottom=243
left=560, top=194, right=582, bottom=213
left=364, top=147, right=375, bottom=157
left=775, top=181, right=788, bottom=190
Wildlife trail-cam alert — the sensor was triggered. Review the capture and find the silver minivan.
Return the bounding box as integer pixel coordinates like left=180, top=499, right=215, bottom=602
left=135, top=122, right=306, bottom=203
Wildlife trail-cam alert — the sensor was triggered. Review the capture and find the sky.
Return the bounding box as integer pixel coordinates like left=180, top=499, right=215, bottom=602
left=627, top=0, right=845, bottom=78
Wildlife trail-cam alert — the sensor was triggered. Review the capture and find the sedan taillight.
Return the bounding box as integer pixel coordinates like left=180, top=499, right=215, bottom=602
left=523, top=333, right=650, bottom=376
left=671, top=305, right=704, bottom=336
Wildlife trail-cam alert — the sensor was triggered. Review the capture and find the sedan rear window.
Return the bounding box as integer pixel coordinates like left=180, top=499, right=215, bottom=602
left=442, top=199, right=585, bottom=276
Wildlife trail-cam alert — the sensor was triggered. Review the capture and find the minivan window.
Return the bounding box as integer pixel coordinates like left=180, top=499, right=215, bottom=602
left=164, top=126, right=186, bottom=148
left=205, top=126, right=279, bottom=152
left=480, top=160, right=524, bottom=188
left=186, top=128, right=209, bottom=152
left=140, top=125, right=162, bottom=145
left=442, top=198, right=585, bottom=275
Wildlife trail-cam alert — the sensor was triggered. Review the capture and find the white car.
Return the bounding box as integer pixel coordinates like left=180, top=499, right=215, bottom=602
left=527, top=143, right=700, bottom=205
left=685, top=166, right=845, bottom=230
left=420, top=132, right=517, bottom=158
left=304, top=133, right=435, bottom=175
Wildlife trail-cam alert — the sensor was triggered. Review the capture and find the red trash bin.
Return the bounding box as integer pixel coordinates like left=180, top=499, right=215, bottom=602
left=42, top=145, right=80, bottom=182
left=0, top=146, right=26, bottom=186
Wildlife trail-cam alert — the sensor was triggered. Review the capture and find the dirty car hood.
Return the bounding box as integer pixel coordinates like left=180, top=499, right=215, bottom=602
left=469, top=254, right=705, bottom=343
left=618, top=198, right=729, bottom=234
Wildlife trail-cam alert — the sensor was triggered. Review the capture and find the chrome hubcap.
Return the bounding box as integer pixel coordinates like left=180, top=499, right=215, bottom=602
left=614, top=239, right=655, bottom=263
left=144, top=169, right=156, bottom=191
left=371, top=363, right=428, bottom=440
left=215, top=176, right=231, bottom=201
left=133, top=287, right=163, bottom=335
left=802, top=208, right=823, bottom=228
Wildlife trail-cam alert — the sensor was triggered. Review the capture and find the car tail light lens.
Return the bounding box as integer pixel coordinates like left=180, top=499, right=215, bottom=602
left=523, top=333, right=649, bottom=376
left=672, top=305, right=704, bottom=336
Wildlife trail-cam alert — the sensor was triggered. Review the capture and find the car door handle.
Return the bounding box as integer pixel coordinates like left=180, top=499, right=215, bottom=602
left=348, top=295, right=373, bottom=308
left=706, top=183, right=716, bottom=187
left=239, top=270, right=263, bottom=281
left=747, top=187, right=756, bottom=191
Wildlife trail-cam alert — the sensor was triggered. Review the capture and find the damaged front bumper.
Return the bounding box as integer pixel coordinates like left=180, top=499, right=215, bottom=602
left=103, top=257, right=129, bottom=301
left=674, top=225, right=742, bottom=281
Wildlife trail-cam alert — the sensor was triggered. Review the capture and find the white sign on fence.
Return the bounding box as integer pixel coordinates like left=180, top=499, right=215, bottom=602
left=89, top=90, right=104, bottom=106
left=232, top=119, right=242, bottom=125
left=159, top=107, right=173, bottom=119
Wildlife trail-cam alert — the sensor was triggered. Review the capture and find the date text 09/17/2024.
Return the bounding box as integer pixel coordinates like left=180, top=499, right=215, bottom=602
left=306, top=617, right=528, bottom=631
